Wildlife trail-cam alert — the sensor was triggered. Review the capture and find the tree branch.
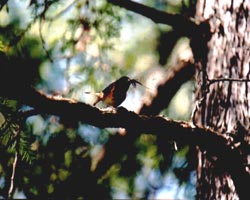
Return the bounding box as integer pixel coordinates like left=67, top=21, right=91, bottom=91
left=0, top=87, right=236, bottom=157
left=8, top=152, right=18, bottom=200
left=140, top=61, right=195, bottom=115
left=107, top=0, right=198, bottom=37
left=2, top=85, right=250, bottom=198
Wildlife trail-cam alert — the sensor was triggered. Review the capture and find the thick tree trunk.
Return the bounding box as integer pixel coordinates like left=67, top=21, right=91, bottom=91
left=194, top=0, right=250, bottom=199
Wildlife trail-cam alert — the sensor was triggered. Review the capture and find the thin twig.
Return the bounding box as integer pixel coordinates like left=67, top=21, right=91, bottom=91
left=209, top=78, right=250, bottom=85
left=8, top=151, right=18, bottom=200
left=8, top=125, right=21, bottom=200
left=191, top=99, right=200, bottom=127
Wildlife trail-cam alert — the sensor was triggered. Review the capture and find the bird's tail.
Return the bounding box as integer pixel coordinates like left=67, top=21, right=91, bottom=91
left=84, top=91, right=101, bottom=96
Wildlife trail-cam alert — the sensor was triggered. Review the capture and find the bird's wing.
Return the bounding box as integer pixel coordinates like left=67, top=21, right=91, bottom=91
left=102, top=82, right=116, bottom=96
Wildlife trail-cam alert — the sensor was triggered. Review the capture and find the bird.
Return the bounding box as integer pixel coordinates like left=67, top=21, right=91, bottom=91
left=85, top=76, right=143, bottom=107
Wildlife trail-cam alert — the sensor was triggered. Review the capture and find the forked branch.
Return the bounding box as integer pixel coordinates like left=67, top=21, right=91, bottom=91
left=107, top=0, right=199, bottom=37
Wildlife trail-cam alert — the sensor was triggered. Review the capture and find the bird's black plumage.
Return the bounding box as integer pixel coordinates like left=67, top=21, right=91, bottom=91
left=93, top=76, right=142, bottom=107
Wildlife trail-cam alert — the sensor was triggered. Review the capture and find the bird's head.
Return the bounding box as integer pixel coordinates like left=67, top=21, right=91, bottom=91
left=118, top=76, right=143, bottom=89
left=129, top=78, right=143, bottom=88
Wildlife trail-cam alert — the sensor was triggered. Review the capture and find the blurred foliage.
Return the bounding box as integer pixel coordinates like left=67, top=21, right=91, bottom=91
left=0, top=0, right=197, bottom=199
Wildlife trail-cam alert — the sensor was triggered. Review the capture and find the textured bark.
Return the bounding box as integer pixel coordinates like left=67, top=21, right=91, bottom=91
left=195, top=0, right=250, bottom=199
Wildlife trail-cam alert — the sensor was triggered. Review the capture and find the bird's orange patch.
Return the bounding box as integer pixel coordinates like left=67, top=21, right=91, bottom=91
left=104, top=86, right=115, bottom=105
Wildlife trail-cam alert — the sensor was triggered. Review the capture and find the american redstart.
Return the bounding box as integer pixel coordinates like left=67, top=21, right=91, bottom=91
left=85, top=76, right=145, bottom=107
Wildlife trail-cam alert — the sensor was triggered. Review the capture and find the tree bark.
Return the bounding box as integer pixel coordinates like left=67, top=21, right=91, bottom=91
left=194, top=0, right=250, bottom=199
